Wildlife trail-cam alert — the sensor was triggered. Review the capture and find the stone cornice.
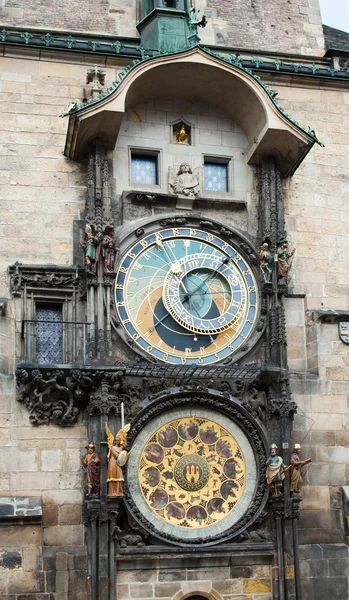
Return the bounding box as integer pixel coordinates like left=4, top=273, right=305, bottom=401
left=1, top=26, right=348, bottom=87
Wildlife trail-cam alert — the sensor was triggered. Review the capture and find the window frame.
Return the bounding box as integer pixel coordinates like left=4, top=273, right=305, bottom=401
left=129, top=147, right=162, bottom=188
left=203, top=155, right=232, bottom=196
left=35, top=301, right=64, bottom=366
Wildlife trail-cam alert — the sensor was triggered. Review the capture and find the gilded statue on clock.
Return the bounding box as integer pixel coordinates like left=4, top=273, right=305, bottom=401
left=114, top=218, right=261, bottom=365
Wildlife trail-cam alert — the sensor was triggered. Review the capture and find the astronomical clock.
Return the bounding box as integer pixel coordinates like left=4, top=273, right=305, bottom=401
left=114, top=221, right=261, bottom=365
left=114, top=216, right=268, bottom=546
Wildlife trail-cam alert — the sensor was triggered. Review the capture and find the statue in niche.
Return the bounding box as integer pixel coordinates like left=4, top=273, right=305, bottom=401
left=81, top=443, right=100, bottom=496
left=105, top=423, right=131, bottom=497
left=276, top=238, right=295, bottom=281
left=176, top=124, right=189, bottom=145
left=169, top=163, right=201, bottom=198
left=259, top=242, right=274, bottom=284
left=266, top=443, right=289, bottom=496
left=102, top=226, right=119, bottom=274
left=290, top=443, right=311, bottom=495
left=81, top=224, right=99, bottom=273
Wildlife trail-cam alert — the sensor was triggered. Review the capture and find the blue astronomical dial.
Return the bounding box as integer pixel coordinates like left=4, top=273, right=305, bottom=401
left=114, top=227, right=259, bottom=365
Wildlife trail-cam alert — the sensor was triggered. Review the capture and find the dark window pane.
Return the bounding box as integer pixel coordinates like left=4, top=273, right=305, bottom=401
left=131, top=156, right=157, bottom=185
left=36, top=305, right=63, bottom=364
left=204, top=162, right=228, bottom=192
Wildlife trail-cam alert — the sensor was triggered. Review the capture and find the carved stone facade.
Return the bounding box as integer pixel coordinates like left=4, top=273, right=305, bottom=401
left=1, top=4, right=349, bottom=600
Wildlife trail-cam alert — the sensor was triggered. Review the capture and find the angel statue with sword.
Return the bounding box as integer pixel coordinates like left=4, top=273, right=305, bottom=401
left=105, top=423, right=132, bottom=497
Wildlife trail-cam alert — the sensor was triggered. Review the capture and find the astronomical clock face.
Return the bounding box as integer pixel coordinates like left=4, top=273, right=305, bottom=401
left=115, top=226, right=259, bottom=364
left=127, top=406, right=257, bottom=543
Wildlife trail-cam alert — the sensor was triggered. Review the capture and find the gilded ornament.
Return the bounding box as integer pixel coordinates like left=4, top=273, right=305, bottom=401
left=105, top=423, right=131, bottom=497
left=138, top=417, right=246, bottom=529
left=176, top=124, right=189, bottom=144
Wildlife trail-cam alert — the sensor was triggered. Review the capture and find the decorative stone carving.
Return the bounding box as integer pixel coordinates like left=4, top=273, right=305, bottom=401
left=268, top=396, right=297, bottom=418
left=241, top=387, right=267, bottom=422
left=101, top=226, right=119, bottom=274
left=259, top=242, right=274, bottom=284
left=9, top=263, right=80, bottom=296
left=86, top=65, right=106, bottom=99
left=17, top=368, right=96, bottom=425
left=169, top=163, right=201, bottom=198
left=276, top=238, right=295, bottom=282
left=81, top=224, right=100, bottom=274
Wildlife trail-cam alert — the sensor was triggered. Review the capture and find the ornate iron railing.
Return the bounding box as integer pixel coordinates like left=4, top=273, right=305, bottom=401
left=21, top=319, right=89, bottom=366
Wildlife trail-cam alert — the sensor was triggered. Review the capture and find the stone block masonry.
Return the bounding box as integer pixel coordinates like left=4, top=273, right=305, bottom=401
left=116, top=555, right=273, bottom=600
left=0, top=0, right=324, bottom=55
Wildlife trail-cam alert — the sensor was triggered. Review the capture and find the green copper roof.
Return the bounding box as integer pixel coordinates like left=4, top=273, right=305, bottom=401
left=61, top=44, right=323, bottom=147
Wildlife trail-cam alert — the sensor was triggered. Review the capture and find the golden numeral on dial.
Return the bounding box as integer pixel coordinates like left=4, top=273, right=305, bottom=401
left=116, top=302, right=125, bottom=307
left=119, top=266, right=128, bottom=274
left=140, top=239, right=149, bottom=248
left=127, top=252, right=136, bottom=259
left=115, top=284, right=123, bottom=289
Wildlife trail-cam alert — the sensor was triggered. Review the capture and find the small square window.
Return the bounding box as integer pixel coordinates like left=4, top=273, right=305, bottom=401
left=204, top=160, right=229, bottom=193
left=131, top=153, right=158, bottom=185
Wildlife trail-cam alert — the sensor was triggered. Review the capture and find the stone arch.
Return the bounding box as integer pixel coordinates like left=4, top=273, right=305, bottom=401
left=64, top=46, right=315, bottom=176
left=172, top=587, right=223, bottom=600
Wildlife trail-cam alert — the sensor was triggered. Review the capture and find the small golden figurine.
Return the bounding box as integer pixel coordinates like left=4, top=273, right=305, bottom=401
left=105, top=423, right=131, bottom=497
left=176, top=124, right=189, bottom=144
left=290, top=443, right=311, bottom=495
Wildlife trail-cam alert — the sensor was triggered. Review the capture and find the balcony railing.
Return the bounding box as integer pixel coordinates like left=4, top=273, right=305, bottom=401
left=21, top=320, right=89, bottom=366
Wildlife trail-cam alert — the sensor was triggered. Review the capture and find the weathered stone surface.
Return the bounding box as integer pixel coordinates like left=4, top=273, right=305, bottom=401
left=118, top=569, right=157, bottom=583
left=58, top=505, right=81, bottom=526
left=43, top=525, right=84, bottom=547
left=22, top=547, right=40, bottom=572
left=129, top=583, right=154, bottom=598
left=0, top=526, right=42, bottom=546
left=243, top=579, right=271, bottom=593
left=0, top=548, right=22, bottom=570
left=211, top=579, right=243, bottom=594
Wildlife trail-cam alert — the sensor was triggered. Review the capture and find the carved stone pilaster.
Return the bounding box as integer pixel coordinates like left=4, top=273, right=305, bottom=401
left=290, top=496, right=302, bottom=520
left=271, top=496, right=285, bottom=520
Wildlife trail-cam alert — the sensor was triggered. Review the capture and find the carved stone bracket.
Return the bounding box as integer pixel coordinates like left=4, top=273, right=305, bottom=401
left=17, top=368, right=97, bottom=425
left=268, top=396, right=297, bottom=419
left=16, top=368, right=141, bottom=425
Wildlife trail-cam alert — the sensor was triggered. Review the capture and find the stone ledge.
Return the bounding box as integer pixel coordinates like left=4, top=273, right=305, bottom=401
left=0, top=497, right=42, bottom=523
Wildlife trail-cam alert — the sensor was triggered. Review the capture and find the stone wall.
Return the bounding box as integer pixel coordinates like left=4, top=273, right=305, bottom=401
left=278, top=81, right=349, bottom=545
left=115, top=99, right=251, bottom=227
left=299, top=544, right=349, bottom=600
left=0, top=42, right=349, bottom=600
left=116, top=555, right=273, bottom=600
left=0, top=0, right=325, bottom=55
